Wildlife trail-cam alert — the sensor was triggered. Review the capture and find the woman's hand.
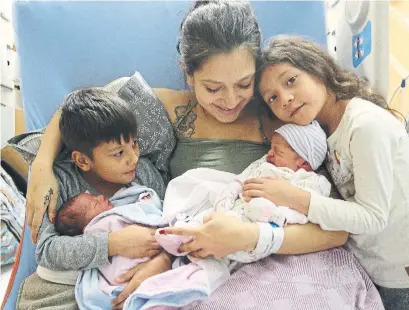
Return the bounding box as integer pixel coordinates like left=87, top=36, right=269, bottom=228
left=109, top=225, right=161, bottom=259
left=161, top=212, right=259, bottom=258
left=27, top=160, right=59, bottom=243
left=242, top=177, right=311, bottom=214
left=112, top=251, right=171, bottom=309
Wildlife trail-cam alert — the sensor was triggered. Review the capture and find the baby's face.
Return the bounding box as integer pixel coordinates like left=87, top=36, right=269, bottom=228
left=267, top=133, right=303, bottom=171
left=76, top=193, right=114, bottom=224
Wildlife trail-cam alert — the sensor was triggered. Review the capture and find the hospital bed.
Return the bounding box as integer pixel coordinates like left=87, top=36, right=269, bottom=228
left=1, top=1, right=389, bottom=309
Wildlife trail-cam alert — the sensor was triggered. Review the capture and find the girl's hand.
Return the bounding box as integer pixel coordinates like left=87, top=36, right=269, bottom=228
left=242, top=177, right=311, bottom=214
left=161, top=212, right=259, bottom=258
left=27, top=160, right=59, bottom=243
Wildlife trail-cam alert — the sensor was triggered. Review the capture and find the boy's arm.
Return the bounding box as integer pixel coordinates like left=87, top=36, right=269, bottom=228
left=35, top=209, right=110, bottom=270
left=35, top=164, right=110, bottom=270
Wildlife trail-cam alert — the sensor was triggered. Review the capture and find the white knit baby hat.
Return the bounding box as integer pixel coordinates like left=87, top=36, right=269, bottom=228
left=274, top=121, right=327, bottom=170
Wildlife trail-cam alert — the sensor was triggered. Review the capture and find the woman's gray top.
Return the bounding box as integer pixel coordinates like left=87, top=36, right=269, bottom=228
left=170, top=99, right=270, bottom=178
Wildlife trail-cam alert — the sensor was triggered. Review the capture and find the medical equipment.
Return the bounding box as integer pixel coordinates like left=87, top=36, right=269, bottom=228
left=325, top=0, right=389, bottom=99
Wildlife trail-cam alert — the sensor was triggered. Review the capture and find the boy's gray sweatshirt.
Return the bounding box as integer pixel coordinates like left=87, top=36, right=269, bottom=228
left=13, top=72, right=176, bottom=271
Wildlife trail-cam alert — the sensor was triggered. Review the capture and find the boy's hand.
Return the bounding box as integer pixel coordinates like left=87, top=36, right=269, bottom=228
left=112, top=251, right=171, bottom=309
left=108, top=225, right=161, bottom=258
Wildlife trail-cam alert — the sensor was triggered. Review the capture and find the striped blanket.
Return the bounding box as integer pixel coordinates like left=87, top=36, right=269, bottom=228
left=1, top=166, right=25, bottom=265
left=187, top=247, right=384, bottom=310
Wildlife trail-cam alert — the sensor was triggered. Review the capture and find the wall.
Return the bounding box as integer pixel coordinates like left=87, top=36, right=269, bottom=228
left=389, top=1, right=409, bottom=121
left=1, top=1, right=408, bottom=140
left=1, top=0, right=24, bottom=149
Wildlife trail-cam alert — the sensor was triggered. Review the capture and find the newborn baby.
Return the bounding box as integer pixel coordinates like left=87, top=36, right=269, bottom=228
left=55, top=191, right=152, bottom=236
left=55, top=187, right=161, bottom=297
left=228, top=120, right=331, bottom=226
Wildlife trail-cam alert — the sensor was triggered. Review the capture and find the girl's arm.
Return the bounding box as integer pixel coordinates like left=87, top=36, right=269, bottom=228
left=277, top=223, right=348, bottom=254
left=307, top=119, right=398, bottom=234
left=243, top=115, right=401, bottom=236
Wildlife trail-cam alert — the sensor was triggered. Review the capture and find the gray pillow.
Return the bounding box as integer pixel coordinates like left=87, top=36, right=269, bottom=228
left=7, top=130, right=45, bottom=165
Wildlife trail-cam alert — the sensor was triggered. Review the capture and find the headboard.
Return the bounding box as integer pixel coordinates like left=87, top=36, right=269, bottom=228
left=13, top=0, right=327, bottom=131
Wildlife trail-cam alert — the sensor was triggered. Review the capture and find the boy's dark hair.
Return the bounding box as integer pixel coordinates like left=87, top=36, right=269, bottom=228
left=59, top=88, right=138, bottom=158
left=55, top=194, right=88, bottom=236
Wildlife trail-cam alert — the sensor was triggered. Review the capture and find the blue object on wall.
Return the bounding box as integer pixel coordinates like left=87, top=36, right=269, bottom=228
left=352, top=21, right=372, bottom=68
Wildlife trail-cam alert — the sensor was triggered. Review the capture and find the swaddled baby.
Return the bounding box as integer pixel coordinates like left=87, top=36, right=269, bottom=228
left=158, top=121, right=331, bottom=258
left=55, top=187, right=162, bottom=295
left=221, top=120, right=331, bottom=226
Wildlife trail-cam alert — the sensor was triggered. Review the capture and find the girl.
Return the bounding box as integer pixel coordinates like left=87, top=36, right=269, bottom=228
left=247, top=35, right=409, bottom=309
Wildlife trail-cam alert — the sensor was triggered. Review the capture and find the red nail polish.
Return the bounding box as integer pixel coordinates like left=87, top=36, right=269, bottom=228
left=51, top=216, right=55, bottom=223
left=159, top=230, right=166, bottom=235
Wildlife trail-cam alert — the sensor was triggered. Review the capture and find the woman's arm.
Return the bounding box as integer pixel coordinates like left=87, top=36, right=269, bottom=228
left=162, top=212, right=348, bottom=259
left=153, top=88, right=192, bottom=122
left=27, top=108, right=63, bottom=242
left=34, top=108, right=63, bottom=167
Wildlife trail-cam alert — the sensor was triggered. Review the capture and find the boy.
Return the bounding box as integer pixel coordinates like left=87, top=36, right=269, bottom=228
left=22, top=88, right=171, bottom=309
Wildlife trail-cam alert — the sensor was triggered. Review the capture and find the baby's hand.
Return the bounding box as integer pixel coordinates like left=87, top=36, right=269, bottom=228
left=138, top=192, right=152, bottom=201
left=112, top=251, right=171, bottom=309
left=244, top=197, right=286, bottom=226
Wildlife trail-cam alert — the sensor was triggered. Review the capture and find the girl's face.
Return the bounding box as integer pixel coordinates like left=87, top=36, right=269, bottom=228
left=187, top=47, right=256, bottom=123
left=259, top=63, right=328, bottom=125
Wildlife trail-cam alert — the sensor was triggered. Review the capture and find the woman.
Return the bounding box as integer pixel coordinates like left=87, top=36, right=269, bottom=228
left=25, top=1, right=381, bottom=309
left=167, top=35, right=409, bottom=309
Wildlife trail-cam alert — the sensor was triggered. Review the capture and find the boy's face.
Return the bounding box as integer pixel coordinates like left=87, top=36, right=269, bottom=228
left=267, top=133, right=307, bottom=171
left=75, top=193, right=114, bottom=225
left=81, top=136, right=140, bottom=185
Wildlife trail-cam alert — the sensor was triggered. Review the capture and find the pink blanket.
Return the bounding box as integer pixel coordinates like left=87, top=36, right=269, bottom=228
left=185, top=248, right=384, bottom=310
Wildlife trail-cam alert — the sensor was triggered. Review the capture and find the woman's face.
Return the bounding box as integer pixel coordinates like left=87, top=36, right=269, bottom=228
left=187, top=47, right=256, bottom=123
left=258, top=63, right=328, bottom=125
